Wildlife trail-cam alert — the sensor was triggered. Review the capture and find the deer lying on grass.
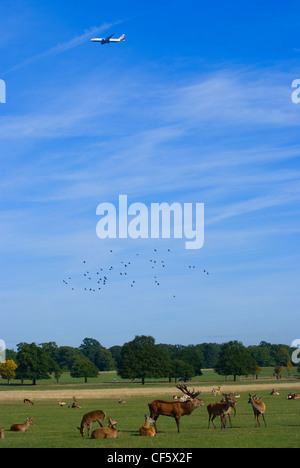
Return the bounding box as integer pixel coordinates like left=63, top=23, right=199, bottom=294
left=207, top=394, right=236, bottom=430
left=248, top=394, right=267, bottom=427
left=139, top=415, right=157, bottom=437
left=91, top=418, right=118, bottom=439
left=78, top=410, right=106, bottom=437
left=287, top=393, right=300, bottom=400
left=148, top=384, right=204, bottom=434
left=118, top=399, right=126, bottom=404
left=270, top=389, right=279, bottom=396
left=0, top=428, right=4, bottom=439
left=10, top=417, right=34, bottom=432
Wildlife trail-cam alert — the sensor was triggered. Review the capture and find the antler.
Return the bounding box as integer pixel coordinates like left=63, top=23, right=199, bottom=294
left=176, top=384, right=201, bottom=399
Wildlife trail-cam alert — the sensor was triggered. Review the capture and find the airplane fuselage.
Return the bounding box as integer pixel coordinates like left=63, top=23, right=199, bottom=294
left=91, top=35, right=125, bottom=45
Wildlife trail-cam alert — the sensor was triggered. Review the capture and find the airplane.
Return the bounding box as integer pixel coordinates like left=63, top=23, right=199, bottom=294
left=91, top=34, right=125, bottom=45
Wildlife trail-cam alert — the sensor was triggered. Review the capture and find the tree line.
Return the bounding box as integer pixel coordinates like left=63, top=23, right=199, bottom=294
left=0, top=337, right=298, bottom=385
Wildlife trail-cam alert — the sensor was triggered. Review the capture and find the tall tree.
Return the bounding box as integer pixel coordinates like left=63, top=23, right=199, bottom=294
left=70, top=356, right=99, bottom=383
left=16, top=343, right=56, bottom=385
left=0, top=360, right=18, bottom=384
left=118, top=335, right=171, bottom=385
left=215, top=341, right=258, bottom=381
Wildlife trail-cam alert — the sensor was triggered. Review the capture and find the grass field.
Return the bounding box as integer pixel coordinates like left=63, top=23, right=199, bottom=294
left=0, top=381, right=299, bottom=448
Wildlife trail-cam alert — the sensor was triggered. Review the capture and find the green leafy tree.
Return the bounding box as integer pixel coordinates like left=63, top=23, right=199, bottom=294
left=109, top=346, right=122, bottom=368
left=197, top=343, right=220, bottom=369
left=176, top=345, right=204, bottom=376
left=55, top=346, right=82, bottom=371
left=169, top=359, right=195, bottom=383
left=15, top=343, right=56, bottom=385
left=215, top=341, right=258, bottom=381
left=276, top=348, right=290, bottom=367
left=79, top=338, right=115, bottom=371
left=94, top=348, right=115, bottom=371
left=70, top=357, right=99, bottom=383
left=118, top=335, right=171, bottom=385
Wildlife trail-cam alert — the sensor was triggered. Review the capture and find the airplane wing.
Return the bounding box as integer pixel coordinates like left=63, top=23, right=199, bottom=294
left=106, top=34, right=114, bottom=41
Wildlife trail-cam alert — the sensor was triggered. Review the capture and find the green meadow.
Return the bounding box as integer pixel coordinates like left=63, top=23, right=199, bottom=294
left=0, top=377, right=299, bottom=448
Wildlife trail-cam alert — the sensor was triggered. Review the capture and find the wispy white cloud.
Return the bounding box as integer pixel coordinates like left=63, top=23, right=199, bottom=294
left=3, top=20, right=123, bottom=75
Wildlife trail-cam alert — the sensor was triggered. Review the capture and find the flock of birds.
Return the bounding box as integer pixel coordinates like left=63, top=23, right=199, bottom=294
left=62, top=248, right=210, bottom=299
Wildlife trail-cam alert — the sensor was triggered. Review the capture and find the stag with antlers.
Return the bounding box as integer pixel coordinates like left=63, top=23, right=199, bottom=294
left=148, top=384, right=204, bottom=434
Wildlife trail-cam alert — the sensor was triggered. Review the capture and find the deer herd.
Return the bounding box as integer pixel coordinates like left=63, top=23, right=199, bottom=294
left=1, top=384, right=299, bottom=441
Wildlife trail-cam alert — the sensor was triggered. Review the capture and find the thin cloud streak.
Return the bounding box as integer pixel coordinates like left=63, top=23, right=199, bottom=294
left=2, top=20, right=123, bottom=75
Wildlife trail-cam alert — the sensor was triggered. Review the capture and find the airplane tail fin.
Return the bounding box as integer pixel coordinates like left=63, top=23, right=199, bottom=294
left=119, top=34, right=125, bottom=41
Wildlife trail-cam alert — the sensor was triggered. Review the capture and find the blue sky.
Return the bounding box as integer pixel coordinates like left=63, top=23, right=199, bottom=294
left=1, top=0, right=300, bottom=350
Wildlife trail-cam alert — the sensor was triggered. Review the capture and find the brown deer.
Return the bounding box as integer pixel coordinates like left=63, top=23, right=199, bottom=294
left=139, top=415, right=157, bottom=437
left=118, top=399, right=126, bottom=404
left=212, top=386, right=221, bottom=397
left=287, top=393, right=300, bottom=400
left=77, top=410, right=106, bottom=437
left=207, top=394, right=235, bottom=430
left=248, top=394, right=267, bottom=427
left=0, top=428, right=4, bottom=439
left=10, top=417, right=34, bottom=432
left=24, top=399, right=34, bottom=406
left=219, top=394, right=237, bottom=428
left=148, top=384, right=204, bottom=434
left=270, top=389, right=279, bottom=396
left=91, top=418, right=118, bottom=439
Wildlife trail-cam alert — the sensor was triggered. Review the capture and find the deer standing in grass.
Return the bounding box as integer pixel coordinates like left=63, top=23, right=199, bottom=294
left=77, top=410, right=106, bottom=437
left=148, top=384, right=204, bottom=434
left=139, top=415, right=157, bottom=437
left=10, top=417, right=34, bottom=432
left=212, top=387, right=221, bottom=397
left=91, top=418, right=118, bottom=439
left=24, top=399, right=34, bottom=406
left=248, top=394, right=267, bottom=428
left=207, top=394, right=235, bottom=430
left=0, top=428, right=4, bottom=439
left=219, top=394, right=237, bottom=428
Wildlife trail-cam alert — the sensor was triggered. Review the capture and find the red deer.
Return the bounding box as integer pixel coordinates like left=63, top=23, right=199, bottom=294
left=219, top=394, right=237, bottom=428
left=10, top=417, right=34, bottom=432
left=91, top=418, right=118, bottom=439
left=24, top=399, right=34, bottom=406
left=148, top=384, right=204, bottom=434
left=139, top=415, right=157, bottom=437
left=287, top=393, right=300, bottom=400
left=270, top=389, right=279, bottom=396
left=118, top=399, right=126, bottom=404
left=0, top=428, right=4, bottom=439
left=77, top=410, right=106, bottom=437
left=207, top=394, right=236, bottom=430
left=248, top=394, right=267, bottom=427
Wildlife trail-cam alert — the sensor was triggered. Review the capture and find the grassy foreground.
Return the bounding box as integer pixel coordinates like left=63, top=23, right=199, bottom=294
left=0, top=389, right=299, bottom=448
